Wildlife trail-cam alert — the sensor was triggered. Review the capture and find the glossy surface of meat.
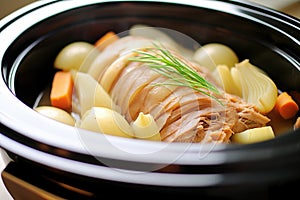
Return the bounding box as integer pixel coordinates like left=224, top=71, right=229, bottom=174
left=93, top=36, right=270, bottom=143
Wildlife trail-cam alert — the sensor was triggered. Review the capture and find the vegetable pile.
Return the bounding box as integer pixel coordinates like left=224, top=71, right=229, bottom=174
left=34, top=25, right=299, bottom=144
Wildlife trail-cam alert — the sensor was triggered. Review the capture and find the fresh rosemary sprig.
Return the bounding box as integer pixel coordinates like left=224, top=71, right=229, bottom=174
left=128, top=43, right=222, bottom=105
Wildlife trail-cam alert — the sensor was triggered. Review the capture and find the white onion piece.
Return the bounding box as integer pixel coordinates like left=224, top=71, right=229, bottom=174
left=193, top=43, right=239, bottom=71
left=232, top=59, right=278, bottom=114
left=79, top=107, right=134, bottom=138
left=54, top=42, right=95, bottom=72
left=212, top=65, right=241, bottom=97
left=74, top=72, right=117, bottom=117
left=35, top=106, right=75, bottom=126
left=131, top=112, right=161, bottom=141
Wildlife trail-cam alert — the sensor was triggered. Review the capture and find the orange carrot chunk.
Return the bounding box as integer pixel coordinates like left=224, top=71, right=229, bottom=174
left=94, top=31, right=119, bottom=51
left=275, top=92, right=299, bottom=119
left=50, top=71, right=73, bottom=111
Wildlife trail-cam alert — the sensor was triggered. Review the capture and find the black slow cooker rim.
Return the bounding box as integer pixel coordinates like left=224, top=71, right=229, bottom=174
left=0, top=0, right=299, bottom=172
left=2, top=131, right=300, bottom=188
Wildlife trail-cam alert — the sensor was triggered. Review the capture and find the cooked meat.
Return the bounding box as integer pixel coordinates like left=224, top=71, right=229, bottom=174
left=94, top=36, right=270, bottom=143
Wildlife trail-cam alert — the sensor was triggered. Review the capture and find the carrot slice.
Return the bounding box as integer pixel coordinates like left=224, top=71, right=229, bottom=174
left=94, top=31, right=119, bottom=51
left=50, top=71, right=73, bottom=111
left=275, top=92, right=299, bottom=119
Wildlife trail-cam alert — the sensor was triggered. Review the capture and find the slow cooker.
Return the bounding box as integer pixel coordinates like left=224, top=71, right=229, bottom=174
left=0, top=0, right=299, bottom=199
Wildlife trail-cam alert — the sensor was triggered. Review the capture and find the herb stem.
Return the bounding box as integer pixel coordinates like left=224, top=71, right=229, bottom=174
left=128, top=43, right=223, bottom=105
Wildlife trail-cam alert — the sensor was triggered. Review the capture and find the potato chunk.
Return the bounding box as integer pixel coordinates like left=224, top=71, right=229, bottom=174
left=231, top=126, right=275, bottom=144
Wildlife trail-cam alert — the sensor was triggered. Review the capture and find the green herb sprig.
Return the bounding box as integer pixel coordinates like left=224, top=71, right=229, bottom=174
left=128, top=43, right=223, bottom=105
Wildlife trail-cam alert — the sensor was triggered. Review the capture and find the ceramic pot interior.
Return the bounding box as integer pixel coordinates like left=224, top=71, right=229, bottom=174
left=2, top=2, right=299, bottom=107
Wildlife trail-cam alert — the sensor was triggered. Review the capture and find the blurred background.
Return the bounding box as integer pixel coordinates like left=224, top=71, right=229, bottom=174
left=1, top=0, right=36, bottom=19
left=0, top=0, right=300, bottom=19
